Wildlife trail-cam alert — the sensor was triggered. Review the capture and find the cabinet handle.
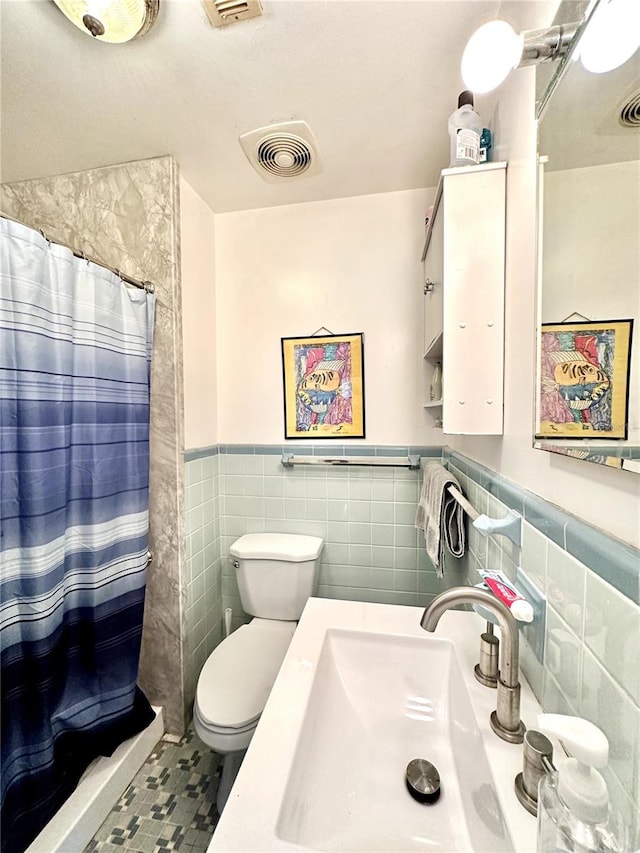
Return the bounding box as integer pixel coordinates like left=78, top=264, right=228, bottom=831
left=424, top=279, right=436, bottom=294
left=459, top=399, right=466, bottom=405
left=487, top=320, right=494, bottom=327
left=487, top=399, right=494, bottom=405
left=459, top=322, right=466, bottom=329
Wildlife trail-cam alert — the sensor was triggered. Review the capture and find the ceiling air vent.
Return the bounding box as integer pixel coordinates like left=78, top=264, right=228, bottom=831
left=202, top=0, right=262, bottom=28
left=239, top=121, right=323, bottom=183
left=619, top=89, right=640, bottom=129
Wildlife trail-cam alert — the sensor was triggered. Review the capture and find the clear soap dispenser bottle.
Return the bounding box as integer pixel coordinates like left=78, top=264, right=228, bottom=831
left=536, top=714, right=626, bottom=853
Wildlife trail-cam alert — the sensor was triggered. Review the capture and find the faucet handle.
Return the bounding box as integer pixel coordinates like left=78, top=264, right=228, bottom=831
left=474, top=625, right=499, bottom=688
left=514, top=730, right=555, bottom=815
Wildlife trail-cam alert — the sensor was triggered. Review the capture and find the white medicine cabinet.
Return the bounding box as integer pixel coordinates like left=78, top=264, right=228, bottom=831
left=421, top=161, right=506, bottom=435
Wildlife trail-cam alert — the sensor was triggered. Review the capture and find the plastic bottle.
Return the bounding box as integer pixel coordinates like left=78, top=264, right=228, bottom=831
left=448, top=91, right=482, bottom=167
left=479, top=128, right=492, bottom=163
left=429, top=362, right=442, bottom=402
left=536, top=714, right=625, bottom=853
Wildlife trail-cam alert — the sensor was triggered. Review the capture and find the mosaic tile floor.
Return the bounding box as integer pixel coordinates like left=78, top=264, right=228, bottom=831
left=84, top=726, right=222, bottom=853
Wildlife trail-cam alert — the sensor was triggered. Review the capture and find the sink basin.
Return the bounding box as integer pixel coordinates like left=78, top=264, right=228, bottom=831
left=209, top=598, right=539, bottom=852
left=276, top=628, right=513, bottom=852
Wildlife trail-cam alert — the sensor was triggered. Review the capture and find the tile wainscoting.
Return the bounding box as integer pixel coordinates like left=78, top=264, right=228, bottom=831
left=444, top=450, right=639, bottom=844
left=217, top=445, right=446, bottom=617
left=183, top=444, right=639, bottom=844
left=183, top=444, right=446, bottom=714
left=184, top=451, right=223, bottom=710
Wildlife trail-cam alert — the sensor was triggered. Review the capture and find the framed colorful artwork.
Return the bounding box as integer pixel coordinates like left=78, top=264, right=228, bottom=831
left=281, top=332, right=365, bottom=439
left=536, top=319, right=633, bottom=439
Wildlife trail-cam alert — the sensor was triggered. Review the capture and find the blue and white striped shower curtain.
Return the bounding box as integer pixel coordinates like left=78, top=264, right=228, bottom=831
left=0, top=218, right=156, bottom=853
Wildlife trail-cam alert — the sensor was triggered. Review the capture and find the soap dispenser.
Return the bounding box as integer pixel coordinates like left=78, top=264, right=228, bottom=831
left=536, top=714, right=625, bottom=853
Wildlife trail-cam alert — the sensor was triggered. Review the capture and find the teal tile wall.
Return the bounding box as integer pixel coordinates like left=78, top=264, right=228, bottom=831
left=184, top=450, right=223, bottom=708
left=217, top=446, right=447, bottom=629
left=445, top=451, right=640, bottom=845
left=444, top=450, right=639, bottom=605
left=182, top=443, right=639, bottom=845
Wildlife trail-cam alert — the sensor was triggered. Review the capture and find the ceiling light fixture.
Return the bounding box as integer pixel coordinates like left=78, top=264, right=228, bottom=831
left=576, top=0, right=640, bottom=74
left=461, top=0, right=640, bottom=94
left=51, top=0, right=159, bottom=43
left=461, top=19, right=579, bottom=94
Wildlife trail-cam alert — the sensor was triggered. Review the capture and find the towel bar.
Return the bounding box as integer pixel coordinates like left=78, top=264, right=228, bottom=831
left=447, top=486, right=522, bottom=548
left=447, top=485, right=480, bottom=521
left=281, top=453, right=420, bottom=470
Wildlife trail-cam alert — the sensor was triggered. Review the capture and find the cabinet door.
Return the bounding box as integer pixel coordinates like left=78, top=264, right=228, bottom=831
left=442, top=166, right=506, bottom=434
left=423, top=209, right=444, bottom=355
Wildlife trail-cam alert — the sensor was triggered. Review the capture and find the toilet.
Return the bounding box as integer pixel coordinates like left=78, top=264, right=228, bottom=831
left=193, top=532, right=324, bottom=811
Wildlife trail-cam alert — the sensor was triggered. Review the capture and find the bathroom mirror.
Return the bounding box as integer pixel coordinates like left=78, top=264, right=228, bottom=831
left=534, top=0, right=640, bottom=473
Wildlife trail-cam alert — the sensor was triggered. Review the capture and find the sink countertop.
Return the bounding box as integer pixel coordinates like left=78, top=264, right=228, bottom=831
left=208, top=597, right=541, bottom=852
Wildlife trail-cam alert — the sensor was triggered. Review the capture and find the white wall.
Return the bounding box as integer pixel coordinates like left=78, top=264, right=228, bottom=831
left=214, top=188, right=440, bottom=446
left=543, top=161, right=640, bottom=323
left=449, top=62, right=640, bottom=548
left=209, top=0, right=639, bottom=547
left=542, top=162, right=640, bottom=444
left=180, top=176, right=217, bottom=450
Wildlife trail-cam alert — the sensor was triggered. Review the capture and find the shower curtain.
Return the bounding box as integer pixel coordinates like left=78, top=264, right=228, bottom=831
left=0, top=218, right=156, bottom=853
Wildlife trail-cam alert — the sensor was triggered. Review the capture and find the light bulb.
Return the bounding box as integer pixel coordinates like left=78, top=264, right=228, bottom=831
left=578, top=0, right=640, bottom=73
left=85, top=0, right=110, bottom=17
left=52, top=0, right=157, bottom=43
left=461, top=20, right=524, bottom=94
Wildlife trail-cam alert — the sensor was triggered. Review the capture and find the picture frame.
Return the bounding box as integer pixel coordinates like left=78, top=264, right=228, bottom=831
left=281, top=332, right=365, bottom=439
left=536, top=319, right=633, bottom=440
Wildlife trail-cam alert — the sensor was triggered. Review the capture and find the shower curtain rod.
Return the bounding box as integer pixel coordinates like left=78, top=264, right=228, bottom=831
left=1, top=212, right=155, bottom=293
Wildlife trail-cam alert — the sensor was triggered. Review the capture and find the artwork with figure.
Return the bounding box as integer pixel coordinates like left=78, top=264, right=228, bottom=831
left=281, top=333, right=365, bottom=439
left=537, top=320, right=633, bottom=439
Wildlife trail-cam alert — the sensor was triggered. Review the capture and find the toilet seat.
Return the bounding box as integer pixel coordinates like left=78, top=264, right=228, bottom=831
left=195, top=618, right=296, bottom=732
left=193, top=703, right=256, bottom=755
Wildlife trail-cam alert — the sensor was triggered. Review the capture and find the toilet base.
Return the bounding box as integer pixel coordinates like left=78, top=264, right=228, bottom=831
left=217, top=750, right=246, bottom=814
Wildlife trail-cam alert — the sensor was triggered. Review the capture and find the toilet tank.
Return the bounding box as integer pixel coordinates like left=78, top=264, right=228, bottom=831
left=230, top=533, right=324, bottom=620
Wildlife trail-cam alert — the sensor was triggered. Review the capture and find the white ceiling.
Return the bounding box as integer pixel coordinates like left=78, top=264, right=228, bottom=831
left=539, top=53, right=640, bottom=172
left=0, top=0, right=540, bottom=213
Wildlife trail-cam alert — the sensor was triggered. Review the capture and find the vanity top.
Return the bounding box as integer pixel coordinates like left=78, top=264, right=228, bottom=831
left=209, top=597, right=542, bottom=852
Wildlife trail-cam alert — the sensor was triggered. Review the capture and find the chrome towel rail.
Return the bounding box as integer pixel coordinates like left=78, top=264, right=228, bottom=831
left=281, top=453, right=421, bottom=470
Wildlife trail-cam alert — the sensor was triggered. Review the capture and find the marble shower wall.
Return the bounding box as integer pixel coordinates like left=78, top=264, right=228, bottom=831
left=1, top=157, right=187, bottom=734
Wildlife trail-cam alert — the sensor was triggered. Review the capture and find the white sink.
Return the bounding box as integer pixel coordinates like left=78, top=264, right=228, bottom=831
left=209, top=598, right=540, bottom=852
left=276, top=629, right=513, bottom=851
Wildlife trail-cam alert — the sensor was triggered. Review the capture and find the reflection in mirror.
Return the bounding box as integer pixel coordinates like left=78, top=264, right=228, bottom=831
left=534, top=0, right=640, bottom=473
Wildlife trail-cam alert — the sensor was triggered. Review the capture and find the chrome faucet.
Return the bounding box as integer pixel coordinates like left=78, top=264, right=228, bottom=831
left=420, top=586, right=525, bottom=744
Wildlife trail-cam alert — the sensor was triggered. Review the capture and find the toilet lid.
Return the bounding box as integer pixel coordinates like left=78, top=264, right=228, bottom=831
left=230, top=533, right=324, bottom=562
left=196, top=619, right=296, bottom=731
